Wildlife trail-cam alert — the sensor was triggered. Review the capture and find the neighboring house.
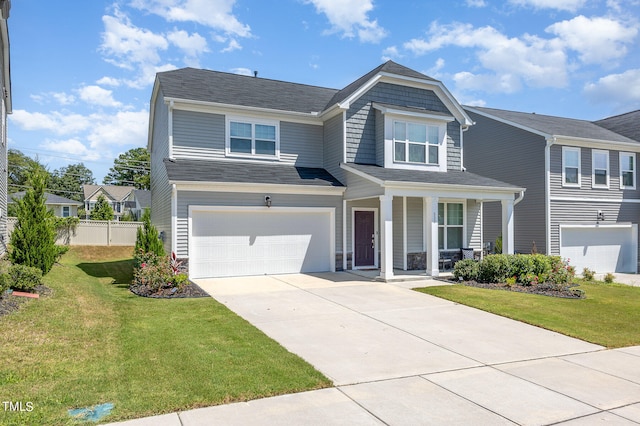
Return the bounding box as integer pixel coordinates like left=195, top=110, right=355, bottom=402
left=83, top=184, right=136, bottom=220
left=10, top=191, right=83, bottom=217
left=0, top=0, right=10, bottom=254
left=128, top=189, right=150, bottom=220
left=148, top=61, right=523, bottom=280
left=464, top=106, right=640, bottom=273
left=595, top=110, right=640, bottom=143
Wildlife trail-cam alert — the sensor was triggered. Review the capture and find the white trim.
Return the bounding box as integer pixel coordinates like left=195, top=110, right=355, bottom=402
left=172, top=181, right=345, bottom=196
left=387, top=117, right=447, bottom=171
left=562, top=146, right=581, bottom=188
left=438, top=201, right=467, bottom=250
left=225, top=116, right=280, bottom=160
left=591, top=149, right=610, bottom=189
left=402, top=196, right=408, bottom=271
left=545, top=138, right=553, bottom=255
left=620, top=152, right=636, bottom=190
left=550, top=196, right=640, bottom=203
left=342, top=110, right=347, bottom=164
left=351, top=207, right=379, bottom=269
left=168, top=100, right=174, bottom=159
left=171, top=184, right=177, bottom=255
left=373, top=103, right=455, bottom=122
left=342, top=200, right=347, bottom=271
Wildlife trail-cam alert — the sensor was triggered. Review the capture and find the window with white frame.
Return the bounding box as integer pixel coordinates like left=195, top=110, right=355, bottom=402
left=620, top=152, right=635, bottom=189
left=592, top=150, right=609, bottom=188
left=62, top=206, right=70, bottom=217
left=562, top=147, right=581, bottom=186
left=393, top=121, right=440, bottom=164
left=227, top=118, right=278, bottom=157
left=438, top=202, right=463, bottom=250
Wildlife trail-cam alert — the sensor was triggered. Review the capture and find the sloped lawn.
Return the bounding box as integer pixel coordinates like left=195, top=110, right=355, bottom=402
left=417, top=280, right=640, bottom=348
left=0, top=247, right=330, bottom=425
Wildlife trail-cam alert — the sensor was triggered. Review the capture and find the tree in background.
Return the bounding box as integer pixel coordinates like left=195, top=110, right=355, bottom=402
left=90, top=194, right=115, bottom=221
left=10, top=168, right=58, bottom=275
left=8, top=149, right=47, bottom=194
left=103, top=147, right=150, bottom=190
left=49, top=163, right=95, bottom=202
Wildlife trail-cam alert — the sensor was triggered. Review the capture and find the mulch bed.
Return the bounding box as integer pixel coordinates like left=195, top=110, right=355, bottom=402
left=0, top=285, right=52, bottom=318
left=439, top=278, right=585, bottom=299
left=129, top=281, right=209, bottom=299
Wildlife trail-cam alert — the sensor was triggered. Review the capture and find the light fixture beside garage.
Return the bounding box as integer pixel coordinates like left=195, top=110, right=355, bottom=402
left=265, top=195, right=272, bottom=208
left=597, top=210, right=605, bottom=222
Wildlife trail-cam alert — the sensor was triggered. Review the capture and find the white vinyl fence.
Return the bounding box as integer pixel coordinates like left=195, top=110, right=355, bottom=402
left=7, top=218, right=143, bottom=246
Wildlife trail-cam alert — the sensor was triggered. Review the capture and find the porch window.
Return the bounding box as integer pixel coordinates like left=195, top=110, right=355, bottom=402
left=620, top=152, right=635, bottom=189
left=562, top=146, right=581, bottom=187
left=393, top=121, right=439, bottom=164
left=227, top=118, right=278, bottom=157
left=592, top=150, right=609, bottom=188
left=438, top=203, right=463, bottom=250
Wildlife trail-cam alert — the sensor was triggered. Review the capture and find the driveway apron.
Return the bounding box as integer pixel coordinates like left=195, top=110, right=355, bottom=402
left=187, top=273, right=640, bottom=425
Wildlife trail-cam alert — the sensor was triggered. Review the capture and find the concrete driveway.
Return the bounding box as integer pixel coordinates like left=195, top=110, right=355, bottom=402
left=111, top=273, right=640, bottom=425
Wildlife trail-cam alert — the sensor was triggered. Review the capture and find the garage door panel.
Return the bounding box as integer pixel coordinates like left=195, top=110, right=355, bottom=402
left=560, top=225, right=637, bottom=273
left=190, top=208, right=333, bottom=279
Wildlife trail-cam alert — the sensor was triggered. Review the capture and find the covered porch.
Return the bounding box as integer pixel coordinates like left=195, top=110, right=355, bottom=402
left=341, top=163, right=525, bottom=281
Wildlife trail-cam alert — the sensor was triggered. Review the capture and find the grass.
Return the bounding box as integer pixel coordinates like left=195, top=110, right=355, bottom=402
left=417, top=280, right=640, bottom=349
left=0, top=247, right=331, bottom=425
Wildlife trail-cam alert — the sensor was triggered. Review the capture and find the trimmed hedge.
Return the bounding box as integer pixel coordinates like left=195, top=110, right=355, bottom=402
left=454, top=254, right=574, bottom=285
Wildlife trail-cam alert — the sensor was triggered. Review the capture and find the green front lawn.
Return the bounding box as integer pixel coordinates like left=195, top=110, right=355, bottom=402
left=0, top=247, right=330, bottom=425
left=417, top=281, right=640, bottom=349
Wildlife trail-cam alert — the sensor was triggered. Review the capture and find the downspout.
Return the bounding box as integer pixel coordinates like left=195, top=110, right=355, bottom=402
left=514, top=189, right=525, bottom=206
left=168, top=100, right=175, bottom=159
left=171, top=183, right=177, bottom=256
left=545, top=137, right=555, bottom=255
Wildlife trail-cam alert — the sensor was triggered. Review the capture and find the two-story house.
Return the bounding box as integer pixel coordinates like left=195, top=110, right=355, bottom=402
left=83, top=184, right=136, bottom=220
left=464, top=106, right=640, bottom=274
left=148, top=61, right=523, bottom=280
left=0, top=0, right=11, bottom=255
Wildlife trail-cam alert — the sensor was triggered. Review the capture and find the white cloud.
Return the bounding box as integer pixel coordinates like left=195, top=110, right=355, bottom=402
left=30, top=92, right=76, bottom=106
left=77, top=85, right=123, bottom=108
left=508, top=0, right=587, bottom=12
left=96, top=76, right=121, bottom=87
left=584, top=69, right=640, bottom=107
left=466, top=0, right=487, bottom=7
left=167, top=29, right=209, bottom=57
left=546, top=16, right=637, bottom=65
left=131, top=0, right=251, bottom=38
left=10, top=110, right=92, bottom=135
left=221, top=38, right=242, bottom=53
left=305, top=0, right=387, bottom=43
left=39, top=139, right=102, bottom=162
left=230, top=67, right=253, bottom=76
left=381, top=45, right=401, bottom=61
left=404, top=22, right=568, bottom=92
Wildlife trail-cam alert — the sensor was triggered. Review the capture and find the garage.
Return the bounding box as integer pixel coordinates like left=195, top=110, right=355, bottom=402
left=189, top=206, right=335, bottom=279
left=559, top=224, right=638, bottom=273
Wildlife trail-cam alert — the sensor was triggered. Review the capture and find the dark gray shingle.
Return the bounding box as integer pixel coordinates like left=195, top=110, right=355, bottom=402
left=595, top=110, right=640, bottom=143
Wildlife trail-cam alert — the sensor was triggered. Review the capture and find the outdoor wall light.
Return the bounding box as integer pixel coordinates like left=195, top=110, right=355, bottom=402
left=597, top=210, right=605, bottom=221
left=265, top=196, right=272, bottom=208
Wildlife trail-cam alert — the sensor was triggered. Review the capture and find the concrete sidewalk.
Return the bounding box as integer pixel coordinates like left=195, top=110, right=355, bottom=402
left=108, top=273, right=640, bottom=425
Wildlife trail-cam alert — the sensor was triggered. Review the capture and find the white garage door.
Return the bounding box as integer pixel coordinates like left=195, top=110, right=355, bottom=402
left=189, top=207, right=334, bottom=279
left=560, top=224, right=637, bottom=273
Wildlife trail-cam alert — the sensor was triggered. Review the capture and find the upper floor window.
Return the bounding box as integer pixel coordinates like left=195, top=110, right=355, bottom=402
left=393, top=121, right=439, bottom=165
left=438, top=202, right=464, bottom=250
left=562, top=146, right=580, bottom=187
left=592, top=150, right=609, bottom=188
left=227, top=118, right=279, bottom=158
left=620, top=152, right=636, bottom=190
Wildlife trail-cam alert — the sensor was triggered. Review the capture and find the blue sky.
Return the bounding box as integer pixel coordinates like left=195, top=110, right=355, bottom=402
left=8, top=0, right=640, bottom=181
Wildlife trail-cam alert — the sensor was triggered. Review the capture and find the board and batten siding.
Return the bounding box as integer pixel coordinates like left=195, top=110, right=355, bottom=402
left=171, top=109, right=324, bottom=168
left=176, top=191, right=343, bottom=258
left=346, top=82, right=462, bottom=167
left=549, top=200, right=640, bottom=269
left=464, top=111, right=547, bottom=254
left=549, top=144, right=640, bottom=200
left=150, top=90, right=173, bottom=253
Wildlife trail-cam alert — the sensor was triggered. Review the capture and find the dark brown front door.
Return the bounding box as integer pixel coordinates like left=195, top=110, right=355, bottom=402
left=354, top=210, right=375, bottom=267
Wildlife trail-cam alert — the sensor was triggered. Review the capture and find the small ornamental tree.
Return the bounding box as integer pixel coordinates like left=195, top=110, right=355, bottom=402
left=135, top=208, right=164, bottom=259
left=90, top=194, right=115, bottom=221
left=10, top=168, right=58, bottom=275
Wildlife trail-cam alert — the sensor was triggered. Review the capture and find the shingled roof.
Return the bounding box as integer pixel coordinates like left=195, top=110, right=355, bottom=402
left=467, top=106, right=639, bottom=144
left=595, top=110, right=640, bottom=143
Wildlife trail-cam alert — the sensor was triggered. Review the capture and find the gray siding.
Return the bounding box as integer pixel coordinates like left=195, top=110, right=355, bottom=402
left=375, top=110, right=384, bottom=167
left=176, top=191, right=343, bottom=257
left=173, top=110, right=324, bottom=167
left=465, top=111, right=547, bottom=254
left=466, top=200, right=482, bottom=249
left=323, top=113, right=345, bottom=183
left=344, top=172, right=384, bottom=200
left=393, top=196, right=404, bottom=268
left=447, top=122, right=461, bottom=171
left=345, top=82, right=461, bottom=167
left=407, top=197, right=423, bottom=253
left=550, top=144, right=640, bottom=200
left=150, top=90, right=172, bottom=253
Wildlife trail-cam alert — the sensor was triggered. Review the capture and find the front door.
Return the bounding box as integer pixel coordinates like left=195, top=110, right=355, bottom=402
left=354, top=210, right=375, bottom=267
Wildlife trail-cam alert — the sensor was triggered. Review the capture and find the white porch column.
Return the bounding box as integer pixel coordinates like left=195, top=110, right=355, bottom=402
left=379, top=194, right=394, bottom=280
left=501, top=199, right=515, bottom=254
left=424, top=197, right=439, bottom=276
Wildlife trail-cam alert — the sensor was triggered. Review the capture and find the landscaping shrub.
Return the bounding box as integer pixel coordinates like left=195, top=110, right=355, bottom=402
left=582, top=267, right=595, bottom=281
left=477, top=254, right=511, bottom=283
left=547, top=257, right=575, bottom=285
left=7, top=264, right=43, bottom=292
left=134, top=209, right=164, bottom=262
left=453, top=259, right=479, bottom=281
left=604, top=273, right=615, bottom=284
left=0, top=273, right=9, bottom=294
left=131, top=251, right=189, bottom=294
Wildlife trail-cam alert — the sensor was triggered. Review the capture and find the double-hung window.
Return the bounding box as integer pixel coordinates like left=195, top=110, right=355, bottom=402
left=438, top=202, right=464, bottom=250
left=562, top=146, right=581, bottom=187
left=393, top=121, right=439, bottom=164
left=62, top=206, right=70, bottom=218
left=620, top=152, right=635, bottom=190
left=592, top=150, right=609, bottom=188
left=228, top=118, right=278, bottom=157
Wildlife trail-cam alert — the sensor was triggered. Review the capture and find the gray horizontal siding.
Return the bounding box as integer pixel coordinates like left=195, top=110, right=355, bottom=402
left=176, top=191, right=343, bottom=257
left=150, top=90, right=172, bottom=253
left=407, top=197, right=423, bottom=253
left=344, top=172, right=384, bottom=200
left=280, top=121, right=323, bottom=167
left=173, top=110, right=225, bottom=160
left=323, top=113, right=345, bottom=183
left=467, top=200, right=482, bottom=250
left=393, top=196, right=404, bottom=269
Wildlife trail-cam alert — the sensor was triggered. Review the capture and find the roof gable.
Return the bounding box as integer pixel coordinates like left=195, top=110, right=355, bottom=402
left=83, top=185, right=135, bottom=202
left=10, top=191, right=83, bottom=206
